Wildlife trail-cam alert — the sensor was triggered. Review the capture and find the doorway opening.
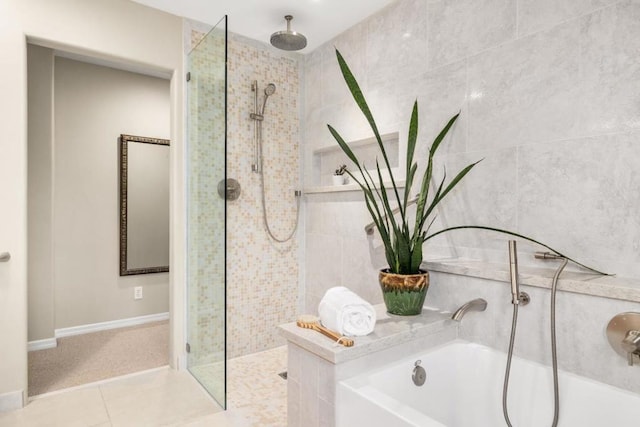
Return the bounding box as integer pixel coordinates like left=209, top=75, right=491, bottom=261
left=26, top=44, right=172, bottom=396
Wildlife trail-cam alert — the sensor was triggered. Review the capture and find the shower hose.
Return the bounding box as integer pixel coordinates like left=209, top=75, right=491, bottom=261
left=258, top=167, right=301, bottom=243
left=502, top=257, right=568, bottom=427
left=256, top=110, right=300, bottom=243
left=253, top=88, right=301, bottom=244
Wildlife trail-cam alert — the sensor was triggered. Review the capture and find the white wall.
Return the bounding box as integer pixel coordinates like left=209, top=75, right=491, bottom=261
left=52, top=57, right=170, bottom=330
left=0, top=0, right=184, bottom=409
left=302, top=0, right=640, bottom=310
left=28, top=51, right=172, bottom=341
left=27, top=45, right=55, bottom=342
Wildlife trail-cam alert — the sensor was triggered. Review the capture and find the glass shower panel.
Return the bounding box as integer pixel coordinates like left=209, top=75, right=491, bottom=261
left=186, top=16, right=227, bottom=408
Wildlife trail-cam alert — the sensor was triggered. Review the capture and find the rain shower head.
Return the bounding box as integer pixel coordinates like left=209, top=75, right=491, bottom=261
left=270, top=15, right=307, bottom=51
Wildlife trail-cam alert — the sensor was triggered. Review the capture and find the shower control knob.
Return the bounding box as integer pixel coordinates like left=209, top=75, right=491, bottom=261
left=217, top=178, right=241, bottom=201
left=607, top=312, right=640, bottom=366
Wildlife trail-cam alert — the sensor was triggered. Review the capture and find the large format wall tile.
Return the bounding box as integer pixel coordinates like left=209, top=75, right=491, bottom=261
left=366, top=0, right=428, bottom=88
left=400, top=60, right=469, bottom=159
left=579, top=0, right=640, bottom=135
left=467, top=21, right=582, bottom=150
left=433, top=148, right=518, bottom=230
left=302, top=0, right=640, bottom=371
left=517, top=0, right=617, bottom=36
left=427, top=0, right=516, bottom=70
left=321, top=23, right=368, bottom=108
left=517, top=132, right=640, bottom=277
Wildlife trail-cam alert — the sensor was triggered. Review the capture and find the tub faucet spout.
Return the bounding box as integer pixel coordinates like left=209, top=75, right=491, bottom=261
left=451, top=298, right=488, bottom=322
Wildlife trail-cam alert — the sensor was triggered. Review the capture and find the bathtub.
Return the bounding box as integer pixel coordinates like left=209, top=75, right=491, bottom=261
left=337, top=340, right=639, bottom=427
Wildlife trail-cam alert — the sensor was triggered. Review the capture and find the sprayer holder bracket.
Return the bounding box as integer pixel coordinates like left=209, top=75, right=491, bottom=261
left=516, top=291, right=530, bottom=306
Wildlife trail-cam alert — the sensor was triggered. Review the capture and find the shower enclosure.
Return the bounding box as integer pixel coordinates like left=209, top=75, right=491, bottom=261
left=186, top=16, right=227, bottom=408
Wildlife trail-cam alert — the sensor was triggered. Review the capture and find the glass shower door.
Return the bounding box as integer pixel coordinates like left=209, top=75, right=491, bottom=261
left=186, top=16, right=227, bottom=408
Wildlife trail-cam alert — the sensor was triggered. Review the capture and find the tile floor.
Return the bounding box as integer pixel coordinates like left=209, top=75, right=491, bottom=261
left=0, top=346, right=288, bottom=427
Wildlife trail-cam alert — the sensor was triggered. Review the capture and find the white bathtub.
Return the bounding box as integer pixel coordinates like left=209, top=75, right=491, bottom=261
left=337, top=340, right=639, bottom=427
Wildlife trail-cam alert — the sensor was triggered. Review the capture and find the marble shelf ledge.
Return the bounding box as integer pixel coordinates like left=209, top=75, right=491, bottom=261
left=278, top=304, right=452, bottom=365
left=423, top=258, right=640, bottom=303
left=303, top=183, right=365, bottom=194
left=304, top=180, right=406, bottom=194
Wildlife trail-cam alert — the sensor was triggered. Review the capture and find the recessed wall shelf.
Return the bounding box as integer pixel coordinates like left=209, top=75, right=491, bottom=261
left=311, top=131, right=400, bottom=188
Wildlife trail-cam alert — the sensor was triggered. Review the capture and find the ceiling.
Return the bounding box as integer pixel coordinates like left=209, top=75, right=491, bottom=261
left=132, top=0, right=397, bottom=53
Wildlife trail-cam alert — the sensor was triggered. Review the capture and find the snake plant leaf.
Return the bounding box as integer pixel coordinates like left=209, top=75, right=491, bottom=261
left=329, top=51, right=607, bottom=277
left=414, top=112, right=459, bottom=231
left=405, top=102, right=419, bottom=208
left=423, top=160, right=482, bottom=225
left=335, top=49, right=383, bottom=149
left=396, top=231, right=412, bottom=274
left=335, top=49, right=404, bottom=219
left=415, top=169, right=447, bottom=238
left=410, top=239, right=423, bottom=273
left=406, top=101, right=419, bottom=179
left=361, top=166, right=392, bottom=231
left=430, top=112, right=459, bottom=157
left=424, top=225, right=611, bottom=276
left=375, top=159, right=402, bottom=232
left=327, top=124, right=360, bottom=167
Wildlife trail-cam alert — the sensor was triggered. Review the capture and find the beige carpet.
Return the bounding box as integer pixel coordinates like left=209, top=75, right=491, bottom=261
left=28, top=320, right=169, bottom=396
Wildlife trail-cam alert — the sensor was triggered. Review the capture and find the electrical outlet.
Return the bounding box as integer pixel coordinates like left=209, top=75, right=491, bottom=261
left=134, top=286, right=143, bottom=300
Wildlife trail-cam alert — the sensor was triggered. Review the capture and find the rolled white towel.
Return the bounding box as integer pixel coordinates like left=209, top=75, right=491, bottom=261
left=318, top=287, right=376, bottom=337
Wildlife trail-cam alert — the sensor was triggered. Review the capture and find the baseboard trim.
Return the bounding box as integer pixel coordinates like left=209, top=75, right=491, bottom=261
left=0, top=390, right=24, bottom=412
left=28, top=337, right=58, bottom=352
left=55, top=312, right=169, bottom=338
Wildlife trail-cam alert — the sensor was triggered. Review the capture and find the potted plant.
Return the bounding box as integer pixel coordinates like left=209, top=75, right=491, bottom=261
left=332, top=164, right=349, bottom=185
left=328, top=49, right=605, bottom=315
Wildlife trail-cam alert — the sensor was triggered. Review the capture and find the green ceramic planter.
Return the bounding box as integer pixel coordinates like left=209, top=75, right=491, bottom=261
left=379, top=269, right=429, bottom=316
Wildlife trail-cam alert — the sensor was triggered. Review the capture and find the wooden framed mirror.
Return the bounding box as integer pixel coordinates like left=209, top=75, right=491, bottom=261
left=119, top=134, right=170, bottom=276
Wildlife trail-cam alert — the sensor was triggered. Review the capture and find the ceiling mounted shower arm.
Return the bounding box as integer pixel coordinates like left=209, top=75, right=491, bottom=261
left=270, top=15, right=307, bottom=51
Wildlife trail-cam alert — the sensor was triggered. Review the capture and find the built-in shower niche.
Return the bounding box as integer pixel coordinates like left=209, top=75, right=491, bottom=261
left=309, top=132, right=399, bottom=191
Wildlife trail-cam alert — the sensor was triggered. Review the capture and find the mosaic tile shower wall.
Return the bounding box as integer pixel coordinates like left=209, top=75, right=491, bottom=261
left=188, top=27, right=301, bottom=360
left=226, top=34, right=301, bottom=358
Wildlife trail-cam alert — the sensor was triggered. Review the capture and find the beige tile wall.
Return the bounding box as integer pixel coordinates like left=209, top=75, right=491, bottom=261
left=226, top=34, right=301, bottom=358
left=188, top=25, right=302, bottom=359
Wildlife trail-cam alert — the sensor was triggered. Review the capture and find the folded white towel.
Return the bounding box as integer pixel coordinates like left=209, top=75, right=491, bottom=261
left=318, top=287, right=376, bottom=337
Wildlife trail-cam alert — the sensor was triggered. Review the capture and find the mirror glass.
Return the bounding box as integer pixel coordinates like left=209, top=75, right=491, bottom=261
left=120, top=134, right=169, bottom=275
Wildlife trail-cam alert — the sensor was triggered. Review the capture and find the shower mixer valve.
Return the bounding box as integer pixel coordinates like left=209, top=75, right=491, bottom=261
left=622, top=330, right=640, bottom=366
left=606, top=312, right=640, bottom=367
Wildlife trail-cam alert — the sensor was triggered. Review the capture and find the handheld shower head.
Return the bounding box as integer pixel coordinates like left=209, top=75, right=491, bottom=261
left=264, top=83, right=276, bottom=96
left=260, top=83, right=276, bottom=115
left=509, top=240, right=520, bottom=305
